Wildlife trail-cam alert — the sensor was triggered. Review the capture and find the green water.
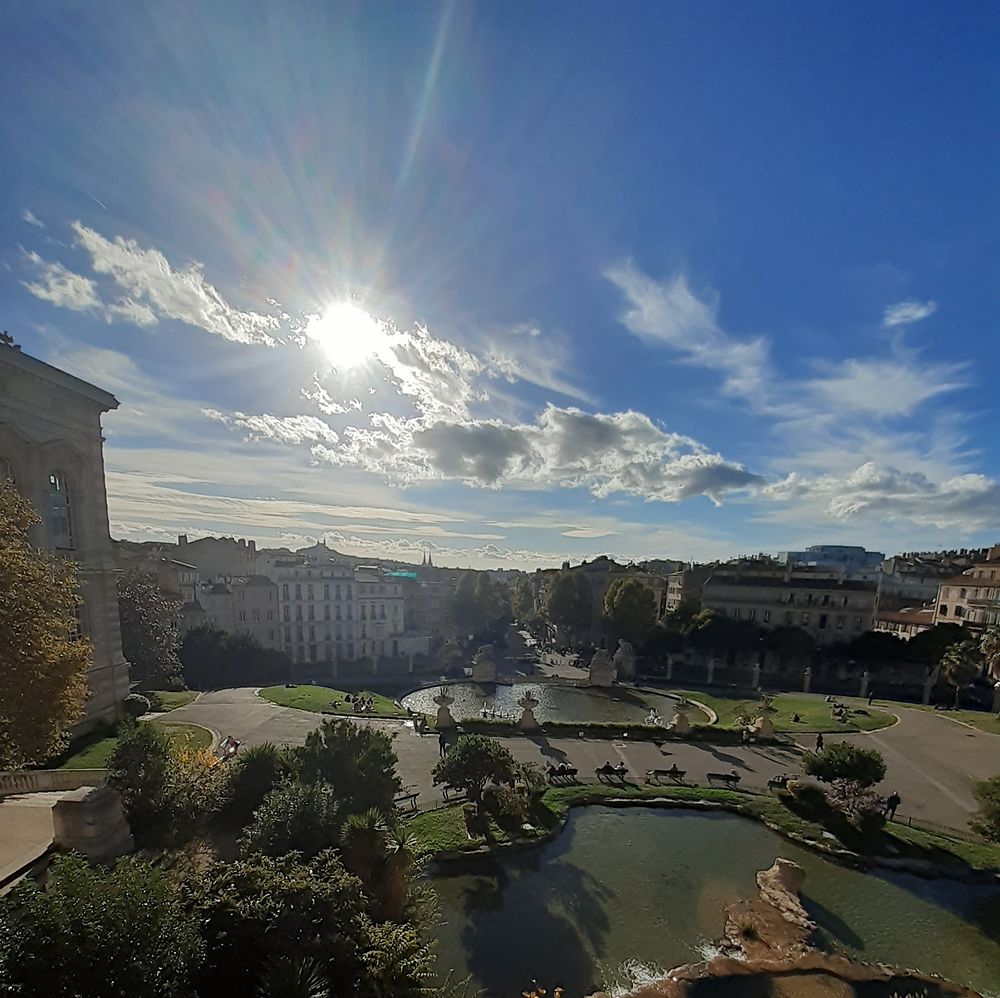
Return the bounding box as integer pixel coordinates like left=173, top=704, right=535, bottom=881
left=402, top=682, right=678, bottom=724
left=429, top=807, right=1000, bottom=997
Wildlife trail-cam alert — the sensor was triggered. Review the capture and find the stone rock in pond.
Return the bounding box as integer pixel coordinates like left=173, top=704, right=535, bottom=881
left=471, top=644, right=498, bottom=683
left=588, top=648, right=615, bottom=687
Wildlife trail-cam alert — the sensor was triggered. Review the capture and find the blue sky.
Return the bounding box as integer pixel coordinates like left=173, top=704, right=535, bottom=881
left=3, top=1, right=998, bottom=568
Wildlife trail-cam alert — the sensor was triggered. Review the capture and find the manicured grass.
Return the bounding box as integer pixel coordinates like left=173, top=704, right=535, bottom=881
left=669, top=689, right=894, bottom=733
left=885, top=703, right=1000, bottom=736
left=145, top=690, right=197, bottom=712
left=259, top=684, right=409, bottom=718
left=408, top=781, right=1000, bottom=874
left=57, top=720, right=212, bottom=769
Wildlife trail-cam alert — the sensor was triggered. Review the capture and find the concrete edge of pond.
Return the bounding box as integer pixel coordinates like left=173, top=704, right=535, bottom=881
left=426, top=794, right=1000, bottom=887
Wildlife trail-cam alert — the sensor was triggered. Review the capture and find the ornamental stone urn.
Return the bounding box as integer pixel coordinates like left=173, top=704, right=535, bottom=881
left=471, top=644, right=498, bottom=684
left=433, top=687, right=456, bottom=728
left=669, top=697, right=692, bottom=736
left=516, top=690, right=541, bottom=732
left=612, top=639, right=637, bottom=681
left=754, top=698, right=776, bottom=739
left=588, top=648, right=615, bottom=687
left=802, top=666, right=812, bottom=694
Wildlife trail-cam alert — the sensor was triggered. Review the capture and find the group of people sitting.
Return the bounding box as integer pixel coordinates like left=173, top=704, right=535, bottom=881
left=329, top=692, right=378, bottom=713
left=545, top=762, right=579, bottom=781
left=596, top=760, right=629, bottom=779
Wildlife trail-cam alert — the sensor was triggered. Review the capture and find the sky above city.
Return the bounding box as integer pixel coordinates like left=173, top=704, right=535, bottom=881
left=3, top=1, right=998, bottom=569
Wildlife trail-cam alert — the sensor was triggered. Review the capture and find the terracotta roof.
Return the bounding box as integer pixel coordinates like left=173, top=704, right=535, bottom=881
left=876, top=609, right=934, bottom=625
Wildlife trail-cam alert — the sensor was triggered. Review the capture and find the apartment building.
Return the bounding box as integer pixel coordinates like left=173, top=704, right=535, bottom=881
left=195, top=575, right=280, bottom=648
left=665, top=564, right=713, bottom=612
left=933, top=546, right=1000, bottom=628
left=702, top=566, right=877, bottom=646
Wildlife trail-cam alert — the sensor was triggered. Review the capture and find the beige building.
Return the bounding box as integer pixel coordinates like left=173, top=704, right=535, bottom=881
left=665, top=564, right=713, bottom=612
left=0, top=341, right=129, bottom=728
left=702, top=566, right=877, bottom=646
left=933, top=546, right=1000, bottom=628
left=196, top=575, right=279, bottom=648
left=874, top=607, right=935, bottom=639
left=175, top=534, right=258, bottom=578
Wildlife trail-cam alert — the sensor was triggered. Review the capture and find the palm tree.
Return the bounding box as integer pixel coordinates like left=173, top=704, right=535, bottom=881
left=339, top=807, right=387, bottom=887
left=258, top=956, right=329, bottom=998
left=940, top=639, right=982, bottom=709
left=980, top=625, right=1000, bottom=682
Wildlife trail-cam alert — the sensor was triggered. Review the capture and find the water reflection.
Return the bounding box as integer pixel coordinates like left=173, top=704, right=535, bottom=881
left=429, top=807, right=1000, bottom=997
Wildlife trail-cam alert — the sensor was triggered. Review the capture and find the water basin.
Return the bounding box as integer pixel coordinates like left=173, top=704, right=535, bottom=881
left=402, top=682, right=680, bottom=724
left=429, top=806, right=1000, bottom=997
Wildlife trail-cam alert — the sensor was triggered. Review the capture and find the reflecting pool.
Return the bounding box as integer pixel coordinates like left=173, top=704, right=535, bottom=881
left=429, top=807, right=1000, bottom=997
left=402, top=682, right=681, bottom=724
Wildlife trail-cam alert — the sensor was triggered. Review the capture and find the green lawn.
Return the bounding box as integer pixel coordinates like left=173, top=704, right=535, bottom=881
left=145, top=690, right=197, bottom=712
left=881, top=702, right=1000, bottom=736
left=407, top=782, right=1000, bottom=873
left=57, top=720, right=212, bottom=769
left=259, top=684, right=410, bottom=718
left=670, top=689, right=894, bottom=733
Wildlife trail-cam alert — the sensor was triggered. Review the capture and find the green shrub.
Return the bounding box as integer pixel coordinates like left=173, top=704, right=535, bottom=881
left=107, top=720, right=174, bottom=837
left=483, top=784, right=528, bottom=825
left=240, top=780, right=341, bottom=858
left=122, top=693, right=151, bottom=718
left=971, top=775, right=1000, bottom=843
left=223, top=742, right=288, bottom=826
left=0, top=853, right=201, bottom=998
left=802, top=742, right=886, bottom=787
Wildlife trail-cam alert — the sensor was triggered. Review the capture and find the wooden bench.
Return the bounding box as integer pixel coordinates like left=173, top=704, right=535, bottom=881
left=546, top=765, right=579, bottom=783
left=767, top=774, right=791, bottom=792
left=706, top=770, right=741, bottom=789
left=645, top=766, right=686, bottom=785
left=394, top=791, right=419, bottom=814
left=595, top=765, right=628, bottom=783
left=441, top=785, right=466, bottom=803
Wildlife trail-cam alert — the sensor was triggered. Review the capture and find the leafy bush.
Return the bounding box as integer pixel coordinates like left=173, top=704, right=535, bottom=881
left=240, top=780, right=341, bottom=858
left=0, top=853, right=202, bottom=998
left=107, top=720, right=174, bottom=837
left=122, top=693, right=151, bottom=718
left=802, top=742, right=886, bottom=787
left=293, top=719, right=401, bottom=817
left=826, top=778, right=885, bottom=829
left=432, top=734, right=518, bottom=814
left=223, top=741, right=289, bottom=826
left=483, top=784, right=527, bottom=825
left=970, top=775, right=1000, bottom=843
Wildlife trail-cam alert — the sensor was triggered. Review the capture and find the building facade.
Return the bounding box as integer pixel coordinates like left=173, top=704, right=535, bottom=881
left=777, top=544, right=885, bottom=580
left=196, top=575, right=280, bottom=648
left=175, top=534, right=258, bottom=578
left=702, top=566, right=877, bottom=646
left=933, top=547, right=1000, bottom=629
left=665, top=564, right=714, bottom=612
left=0, top=342, right=129, bottom=728
left=874, top=607, right=935, bottom=639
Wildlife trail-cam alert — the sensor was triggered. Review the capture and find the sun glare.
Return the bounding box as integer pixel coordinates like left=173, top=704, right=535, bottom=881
left=306, top=301, right=385, bottom=369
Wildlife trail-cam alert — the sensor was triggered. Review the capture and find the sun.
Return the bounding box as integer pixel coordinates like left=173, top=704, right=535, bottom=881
left=305, top=301, right=386, bottom=369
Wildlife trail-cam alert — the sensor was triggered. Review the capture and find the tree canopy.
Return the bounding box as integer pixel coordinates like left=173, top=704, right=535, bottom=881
left=509, top=576, right=535, bottom=620
left=544, top=571, right=593, bottom=640
left=803, top=743, right=887, bottom=787
left=450, top=572, right=511, bottom=643
left=117, top=567, right=182, bottom=683
left=432, top=734, right=517, bottom=813
left=970, top=775, right=1000, bottom=843
left=603, top=577, right=656, bottom=646
left=904, top=623, right=965, bottom=665
left=0, top=479, right=91, bottom=768
left=179, top=623, right=291, bottom=689
left=940, top=639, right=982, bottom=708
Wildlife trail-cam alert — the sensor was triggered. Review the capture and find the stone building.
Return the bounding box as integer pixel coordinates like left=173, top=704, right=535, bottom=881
left=195, top=575, right=280, bottom=648
left=665, top=564, right=713, bottom=612
left=874, top=607, right=935, bottom=639
left=702, top=566, right=877, bottom=646
left=933, top=546, right=1000, bottom=629
left=0, top=341, right=129, bottom=728
left=175, top=534, right=258, bottom=578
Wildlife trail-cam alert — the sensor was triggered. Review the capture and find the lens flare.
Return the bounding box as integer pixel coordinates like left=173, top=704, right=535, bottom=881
left=305, top=301, right=385, bottom=369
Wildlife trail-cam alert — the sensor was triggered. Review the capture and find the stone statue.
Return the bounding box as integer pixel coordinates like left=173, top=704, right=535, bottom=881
left=516, top=690, right=541, bottom=732
left=433, top=687, right=456, bottom=728
left=751, top=660, right=761, bottom=689
left=612, top=639, right=636, bottom=681
left=802, top=666, right=812, bottom=694
left=588, top=648, right=615, bottom=687
left=471, top=644, right=498, bottom=684
left=754, top=696, right=776, bottom=739
left=668, top=697, right=692, bottom=736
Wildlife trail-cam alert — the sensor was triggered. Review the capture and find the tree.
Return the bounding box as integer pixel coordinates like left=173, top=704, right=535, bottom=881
left=432, top=734, right=517, bottom=814
left=510, top=576, right=534, bottom=620
left=293, top=718, right=401, bottom=817
left=802, top=743, right=886, bottom=788
left=970, top=775, right=1000, bottom=843
left=544, top=571, right=592, bottom=643
left=940, top=638, right=982, bottom=709
left=116, top=567, right=182, bottom=683
left=179, top=623, right=292, bottom=689
left=450, top=572, right=511, bottom=643
left=603, top=577, right=655, bottom=646
left=240, top=781, right=341, bottom=859
left=765, top=626, right=815, bottom=671
left=106, top=720, right=175, bottom=837
left=979, top=625, right=1000, bottom=683
left=848, top=630, right=905, bottom=663
left=0, top=479, right=91, bottom=768
left=0, top=853, right=202, bottom=998
left=905, top=623, right=965, bottom=665
left=224, top=741, right=290, bottom=825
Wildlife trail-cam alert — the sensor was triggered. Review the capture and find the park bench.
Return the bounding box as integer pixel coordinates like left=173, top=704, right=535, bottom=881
left=394, top=790, right=419, bottom=814
left=545, top=765, right=579, bottom=783
left=645, top=765, right=686, bottom=785
left=595, top=764, right=628, bottom=783
left=441, top=784, right=467, bottom=803
left=767, top=774, right=791, bottom=792
left=706, top=770, right=741, bottom=789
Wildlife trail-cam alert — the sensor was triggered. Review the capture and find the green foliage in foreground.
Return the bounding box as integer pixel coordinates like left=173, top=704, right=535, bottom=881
left=0, top=853, right=202, bottom=998
left=803, top=743, right=887, bottom=788
left=971, top=776, right=1000, bottom=843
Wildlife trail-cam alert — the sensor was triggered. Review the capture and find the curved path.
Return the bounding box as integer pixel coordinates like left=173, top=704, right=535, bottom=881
left=166, top=688, right=998, bottom=831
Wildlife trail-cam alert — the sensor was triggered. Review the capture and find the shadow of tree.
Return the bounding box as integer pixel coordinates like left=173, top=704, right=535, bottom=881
left=703, top=744, right=756, bottom=771
left=802, top=894, right=865, bottom=950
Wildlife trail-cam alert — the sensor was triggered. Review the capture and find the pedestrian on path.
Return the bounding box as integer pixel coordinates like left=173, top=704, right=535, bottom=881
left=815, top=733, right=824, bottom=752
left=885, top=791, right=901, bottom=820
left=438, top=730, right=447, bottom=757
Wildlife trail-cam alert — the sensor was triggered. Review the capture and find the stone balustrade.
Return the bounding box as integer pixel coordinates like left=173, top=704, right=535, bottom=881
left=0, top=769, right=108, bottom=797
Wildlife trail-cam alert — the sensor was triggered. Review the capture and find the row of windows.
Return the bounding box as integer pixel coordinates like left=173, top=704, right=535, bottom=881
left=942, top=586, right=1000, bottom=601
left=238, top=610, right=275, bottom=622
left=1, top=461, right=76, bottom=549
left=783, top=592, right=854, bottom=608
left=290, top=638, right=401, bottom=663
left=728, top=607, right=864, bottom=630
left=237, top=589, right=275, bottom=602
left=938, top=604, right=965, bottom=618
left=280, top=582, right=402, bottom=601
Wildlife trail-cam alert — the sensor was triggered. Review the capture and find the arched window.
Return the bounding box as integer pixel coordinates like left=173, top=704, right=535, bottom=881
left=48, top=471, right=74, bottom=548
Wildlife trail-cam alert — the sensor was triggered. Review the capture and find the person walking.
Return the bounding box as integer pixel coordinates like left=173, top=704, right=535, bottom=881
left=815, top=733, right=824, bottom=752
left=885, top=791, right=901, bottom=820
left=438, top=730, right=447, bottom=758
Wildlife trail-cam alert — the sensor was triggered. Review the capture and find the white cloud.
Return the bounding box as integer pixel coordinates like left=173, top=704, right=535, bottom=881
left=301, top=381, right=362, bottom=415
left=21, top=209, right=44, bottom=228
left=562, top=526, right=619, bottom=538
left=21, top=251, right=101, bottom=312
left=202, top=409, right=339, bottom=446
left=883, top=299, right=937, bottom=327
left=605, top=261, right=771, bottom=398
left=71, top=222, right=280, bottom=345
left=483, top=322, right=594, bottom=404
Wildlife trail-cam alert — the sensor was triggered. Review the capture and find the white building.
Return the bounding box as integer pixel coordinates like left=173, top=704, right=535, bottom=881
left=777, top=544, right=884, bottom=581
left=0, top=340, right=129, bottom=729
